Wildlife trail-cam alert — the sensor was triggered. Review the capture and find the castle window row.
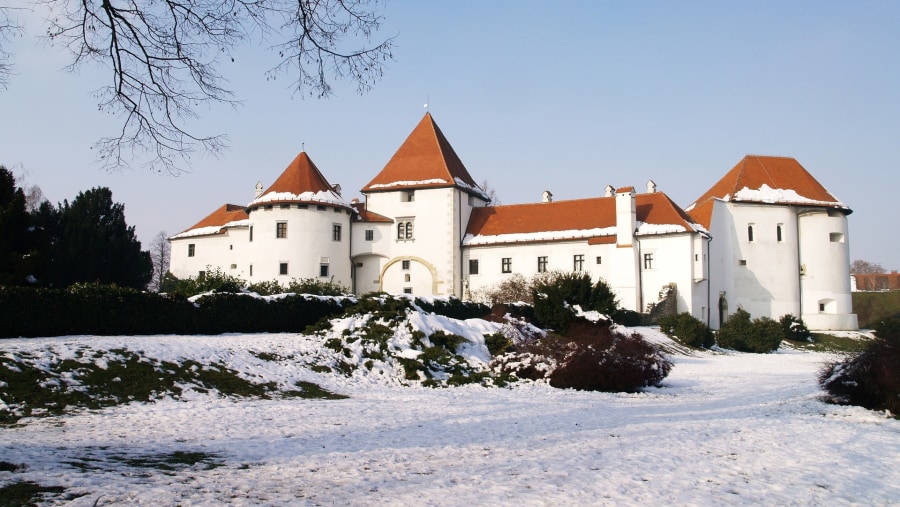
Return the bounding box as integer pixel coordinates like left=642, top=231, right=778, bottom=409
left=247, top=204, right=349, bottom=213
left=469, top=254, right=599, bottom=276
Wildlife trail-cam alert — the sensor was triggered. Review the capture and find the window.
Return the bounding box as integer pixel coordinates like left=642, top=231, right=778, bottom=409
left=332, top=224, right=342, bottom=241
left=469, top=259, right=479, bottom=275
left=537, top=256, right=548, bottom=273
left=320, top=264, right=329, bottom=277
left=365, top=229, right=374, bottom=241
left=249, top=265, right=253, bottom=277
left=596, top=256, right=602, bottom=265
left=830, top=232, right=844, bottom=243
left=404, top=273, right=411, bottom=282
left=405, top=191, right=415, bottom=202
left=747, top=224, right=754, bottom=242
left=279, top=262, right=288, bottom=275
left=280, top=203, right=289, bottom=209
left=643, top=253, right=654, bottom=270
left=403, top=288, right=413, bottom=294
left=249, top=226, right=253, bottom=242
left=297, top=204, right=308, bottom=209
left=397, top=220, right=414, bottom=240
left=776, top=224, right=783, bottom=242
left=739, top=259, right=747, bottom=266
left=198, top=270, right=206, bottom=278
left=317, top=205, right=326, bottom=211
left=276, top=222, right=287, bottom=239
left=402, top=260, right=411, bottom=270
left=188, top=244, right=195, bottom=257
left=229, top=244, right=233, bottom=250
left=230, top=264, right=237, bottom=270
left=502, top=258, right=512, bottom=273
left=819, top=303, right=826, bottom=312
left=573, top=254, right=584, bottom=272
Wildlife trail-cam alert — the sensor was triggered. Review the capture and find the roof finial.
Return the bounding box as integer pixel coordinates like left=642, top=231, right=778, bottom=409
left=302, top=142, right=305, bottom=152
left=424, top=94, right=429, bottom=112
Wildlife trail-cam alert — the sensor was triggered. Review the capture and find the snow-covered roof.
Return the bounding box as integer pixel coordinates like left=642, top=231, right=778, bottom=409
left=251, top=151, right=350, bottom=209
left=170, top=204, right=249, bottom=240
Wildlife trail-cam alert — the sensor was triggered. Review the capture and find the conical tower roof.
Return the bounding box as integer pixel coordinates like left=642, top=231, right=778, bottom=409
left=251, top=151, right=348, bottom=208
left=362, top=113, right=486, bottom=197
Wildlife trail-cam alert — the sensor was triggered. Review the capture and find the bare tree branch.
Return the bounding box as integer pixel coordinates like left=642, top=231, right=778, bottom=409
left=26, top=0, right=393, bottom=174
left=0, top=5, right=23, bottom=89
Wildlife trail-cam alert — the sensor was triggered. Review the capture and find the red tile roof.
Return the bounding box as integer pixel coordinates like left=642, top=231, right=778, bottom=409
left=362, top=113, right=484, bottom=195
left=352, top=201, right=393, bottom=223
left=465, top=192, right=700, bottom=245
left=176, top=204, right=248, bottom=236
left=687, top=155, right=849, bottom=228
left=262, top=151, right=336, bottom=196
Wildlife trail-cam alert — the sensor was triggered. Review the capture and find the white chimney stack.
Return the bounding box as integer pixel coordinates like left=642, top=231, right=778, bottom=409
left=542, top=190, right=553, bottom=203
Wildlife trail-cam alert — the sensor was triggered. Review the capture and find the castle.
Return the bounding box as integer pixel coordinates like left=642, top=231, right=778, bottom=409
left=169, top=113, right=858, bottom=330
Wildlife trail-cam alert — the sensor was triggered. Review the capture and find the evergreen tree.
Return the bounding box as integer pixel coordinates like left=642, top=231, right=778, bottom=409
left=48, top=187, right=152, bottom=289
left=0, top=166, right=36, bottom=285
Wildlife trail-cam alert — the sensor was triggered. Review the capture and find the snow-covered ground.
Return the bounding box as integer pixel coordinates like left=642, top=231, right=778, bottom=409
left=1, top=329, right=898, bottom=506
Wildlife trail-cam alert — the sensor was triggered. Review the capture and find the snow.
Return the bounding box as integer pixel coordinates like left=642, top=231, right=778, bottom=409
left=463, top=227, right=618, bottom=246
left=1, top=329, right=898, bottom=505
left=367, top=178, right=448, bottom=189
left=729, top=184, right=848, bottom=208
left=170, top=219, right=250, bottom=239
left=250, top=190, right=349, bottom=207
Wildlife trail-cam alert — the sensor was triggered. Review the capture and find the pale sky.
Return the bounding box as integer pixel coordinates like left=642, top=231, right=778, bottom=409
left=1, top=1, right=898, bottom=269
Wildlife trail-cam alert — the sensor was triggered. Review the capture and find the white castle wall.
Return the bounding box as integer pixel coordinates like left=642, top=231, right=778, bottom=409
left=169, top=226, right=249, bottom=281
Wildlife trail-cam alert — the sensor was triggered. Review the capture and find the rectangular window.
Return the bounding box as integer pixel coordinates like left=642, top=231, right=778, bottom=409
left=402, top=260, right=411, bottom=270
left=777, top=224, right=783, bottom=242
left=198, top=270, right=206, bottom=278
left=830, top=232, right=844, bottom=243
left=317, top=205, right=326, bottom=211
left=280, top=203, right=289, bottom=209
left=405, top=191, right=415, bottom=202
left=397, top=219, right=414, bottom=240
left=643, top=253, right=654, bottom=270
left=596, top=256, right=602, bottom=265
left=276, top=222, right=287, bottom=239
left=249, top=265, right=253, bottom=277
left=297, top=204, right=308, bottom=209
left=332, top=224, right=342, bottom=241
left=573, top=254, right=584, bottom=272
left=748, top=224, right=755, bottom=242
left=188, top=244, right=195, bottom=257
left=403, top=288, right=413, bottom=294
left=469, top=259, right=479, bottom=275
left=365, top=229, right=374, bottom=241
left=279, top=262, right=288, bottom=275
left=230, top=264, right=237, bottom=270
left=502, top=258, right=512, bottom=273
left=249, top=226, right=253, bottom=242
left=320, top=264, right=329, bottom=277
left=537, top=256, right=548, bottom=273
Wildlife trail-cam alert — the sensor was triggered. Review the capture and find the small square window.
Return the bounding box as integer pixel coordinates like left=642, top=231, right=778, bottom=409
left=405, top=191, right=415, bottom=202
left=469, top=259, right=479, bottom=275
left=403, top=288, right=413, bottom=294
left=402, top=260, right=411, bottom=270
left=830, top=232, right=844, bottom=243
left=279, top=262, right=288, bottom=275
left=739, top=259, right=747, bottom=266
left=230, top=264, right=237, bottom=270
left=317, top=205, right=326, bottom=211
left=365, top=229, right=374, bottom=241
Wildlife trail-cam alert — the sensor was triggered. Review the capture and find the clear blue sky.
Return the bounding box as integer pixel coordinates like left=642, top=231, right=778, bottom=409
left=1, top=1, right=898, bottom=269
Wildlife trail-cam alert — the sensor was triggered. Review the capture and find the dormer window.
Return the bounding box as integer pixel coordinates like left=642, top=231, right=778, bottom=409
left=405, top=191, right=415, bottom=202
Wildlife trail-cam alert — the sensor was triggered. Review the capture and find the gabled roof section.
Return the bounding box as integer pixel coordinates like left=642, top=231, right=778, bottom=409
left=171, top=204, right=249, bottom=239
left=464, top=192, right=703, bottom=247
left=362, top=113, right=486, bottom=197
left=251, top=151, right=349, bottom=208
left=351, top=201, right=393, bottom=223
left=686, top=155, right=849, bottom=228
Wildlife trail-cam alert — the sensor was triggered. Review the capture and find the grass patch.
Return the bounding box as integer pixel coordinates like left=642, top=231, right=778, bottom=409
left=784, top=333, right=870, bottom=353
left=852, top=291, right=900, bottom=328
left=0, top=481, right=66, bottom=507
left=109, top=450, right=224, bottom=472
left=281, top=381, right=348, bottom=400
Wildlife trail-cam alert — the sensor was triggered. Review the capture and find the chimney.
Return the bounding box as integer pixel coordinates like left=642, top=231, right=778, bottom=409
left=604, top=184, right=615, bottom=197
left=542, top=190, right=553, bottom=203
left=254, top=181, right=264, bottom=199
left=646, top=179, right=657, bottom=193
left=615, top=186, right=636, bottom=247
left=333, top=183, right=342, bottom=196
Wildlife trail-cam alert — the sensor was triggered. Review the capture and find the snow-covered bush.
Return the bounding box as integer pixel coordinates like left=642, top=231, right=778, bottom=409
left=716, top=309, right=782, bottom=353
left=659, top=312, right=715, bottom=348
left=779, top=314, right=811, bottom=342
left=532, top=272, right=618, bottom=332
left=819, top=316, right=900, bottom=417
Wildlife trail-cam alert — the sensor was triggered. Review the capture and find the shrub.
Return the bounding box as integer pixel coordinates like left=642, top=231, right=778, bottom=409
left=532, top=272, right=619, bottom=332
left=659, top=312, right=714, bottom=348
left=471, top=273, right=533, bottom=305
left=166, top=267, right=245, bottom=298
left=545, top=319, right=672, bottom=392
left=613, top=309, right=643, bottom=327
left=415, top=297, right=490, bottom=320
left=779, top=314, right=810, bottom=342
left=716, top=309, right=782, bottom=353
left=247, top=280, right=284, bottom=296
left=286, top=277, right=347, bottom=296
left=819, top=316, right=900, bottom=417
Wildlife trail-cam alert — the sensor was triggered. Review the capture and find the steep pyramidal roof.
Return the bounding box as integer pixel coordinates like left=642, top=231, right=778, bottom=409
left=362, top=113, right=485, bottom=197
left=251, top=151, right=348, bottom=208
left=171, top=204, right=249, bottom=239
left=687, top=155, right=849, bottom=228
left=464, top=192, right=702, bottom=246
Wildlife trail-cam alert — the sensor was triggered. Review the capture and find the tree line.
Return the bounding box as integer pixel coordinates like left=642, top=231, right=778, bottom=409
left=0, top=166, right=152, bottom=289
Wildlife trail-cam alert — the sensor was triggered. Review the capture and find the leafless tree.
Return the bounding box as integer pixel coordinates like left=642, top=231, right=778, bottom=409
left=148, top=230, right=171, bottom=291
left=480, top=179, right=500, bottom=205
left=850, top=259, right=886, bottom=275
left=9, top=0, right=393, bottom=173
left=0, top=5, right=21, bottom=89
